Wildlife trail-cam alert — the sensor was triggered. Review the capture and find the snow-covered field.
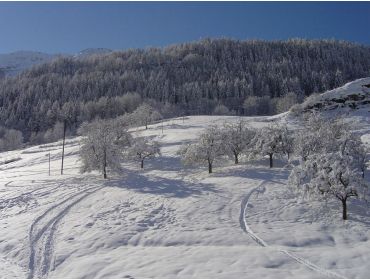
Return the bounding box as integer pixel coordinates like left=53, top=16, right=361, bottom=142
left=0, top=113, right=369, bottom=278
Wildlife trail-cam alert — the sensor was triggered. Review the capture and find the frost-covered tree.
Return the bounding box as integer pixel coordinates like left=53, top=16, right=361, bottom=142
left=213, top=104, right=230, bottom=115
left=294, top=113, right=349, bottom=161
left=221, top=120, right=256, bottom=164
left=255, top=123, right=285, bottom=168
left=132, top=103, right=162, bottom=129
left=276, top=92, right=299, bottom=113
left=79, top=118, right=131, bottom=178
left=127, top=137, right=160, bottom=168
left=0, top=129, right=24, bottom=151
left=280, top=124, right=295, bottom=160
left=43, top=122, right=64, bottom=143
left=179, top=126, right=224, bottom=173
left=289, top=132, right=369, bottom=220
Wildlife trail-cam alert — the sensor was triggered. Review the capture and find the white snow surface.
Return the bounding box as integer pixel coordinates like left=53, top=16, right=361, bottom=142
left=0, top=113, right=369, bottom=278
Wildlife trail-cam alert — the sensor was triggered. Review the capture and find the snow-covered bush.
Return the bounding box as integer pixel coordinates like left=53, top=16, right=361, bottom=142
left=179, top=125, right=224, bottom=173
left=127, top=137, right=160, bottom=168
left=221, top=120, right=256, bottom=164
left=79, top=118, right=131, bottom=178
left=289, top=117, right=369, bottom=220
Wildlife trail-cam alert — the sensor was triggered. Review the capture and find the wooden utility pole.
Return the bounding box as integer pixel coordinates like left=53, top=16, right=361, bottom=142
left=61, top=120, right=66, bottom=175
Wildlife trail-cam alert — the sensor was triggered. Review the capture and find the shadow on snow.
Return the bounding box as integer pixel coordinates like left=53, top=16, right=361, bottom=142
left=105, top=168, right=219, bottom=198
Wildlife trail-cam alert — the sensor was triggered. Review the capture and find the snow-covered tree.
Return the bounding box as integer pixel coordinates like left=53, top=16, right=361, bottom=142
left=289, top=118, right=369, bottom=220
left=289, top=135, right=369, bottom=220
left=213, top=104, right=230, bottom=115
left=179, top=126, right=223, bottom=173
left=127, top=137, right=160, bottom=168
left=79, top=118, right=131, bottom=178
left=276, top=92, right=298, bottom=113
left=0, top=129, right=24, bottom=151
left=221, top=120, right=256, bottom=164
left=255, top=123, right=285, bottom=168
left=294, top=113, right=350, bottom=161
left=280, top=124, right=295, bottom=160
left=43, top=122, right=64, bottom=143
left=132, top=103, right=162, bottom=129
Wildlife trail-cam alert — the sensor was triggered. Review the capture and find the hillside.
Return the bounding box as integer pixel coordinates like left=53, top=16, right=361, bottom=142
left=1, top=38, right=370, bottom=139
left=0, top=112, right=369, bottom=278
left=301, top=77, right=370, bottom=112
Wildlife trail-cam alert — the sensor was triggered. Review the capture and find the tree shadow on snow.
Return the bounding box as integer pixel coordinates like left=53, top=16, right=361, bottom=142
left=105, top=169, right=219, bottom=198
left=144, top=156, right=183, bottom=172
left=212, top=165, right=290, bottom=185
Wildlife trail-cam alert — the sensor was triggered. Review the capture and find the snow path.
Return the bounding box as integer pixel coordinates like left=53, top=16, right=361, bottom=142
left=28, top=185, right=104, bottom=278
left=240, top=181, right=345, bottom=279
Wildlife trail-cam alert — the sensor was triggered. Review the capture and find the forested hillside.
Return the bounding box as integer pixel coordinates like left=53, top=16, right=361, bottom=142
left=1, top=38, right=370, bottom=141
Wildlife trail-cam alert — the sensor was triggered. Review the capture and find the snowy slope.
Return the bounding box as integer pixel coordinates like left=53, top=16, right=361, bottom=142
left=0, top=114, right=369, bottom=278
left=301, top=77, right=370, bottom=112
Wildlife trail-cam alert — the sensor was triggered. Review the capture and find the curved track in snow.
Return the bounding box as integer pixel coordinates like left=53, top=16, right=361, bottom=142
left=28, top=185, right=103, bottom=279
left=240, top=181, right=345, bottom=279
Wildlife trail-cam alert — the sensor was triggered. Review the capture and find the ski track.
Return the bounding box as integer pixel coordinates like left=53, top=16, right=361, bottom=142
left=240, top=181, right=345, bottom=279
left=28, top=185, right=104, bottom=279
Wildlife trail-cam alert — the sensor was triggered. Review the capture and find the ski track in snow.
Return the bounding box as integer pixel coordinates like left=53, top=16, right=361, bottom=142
left=28, top=184, right=104, bottom=279
left=240, top=181, right=345, bottom=279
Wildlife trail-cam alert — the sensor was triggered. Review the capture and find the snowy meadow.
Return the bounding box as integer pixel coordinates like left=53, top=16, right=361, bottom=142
left=0, top=97, right=370, bottom=279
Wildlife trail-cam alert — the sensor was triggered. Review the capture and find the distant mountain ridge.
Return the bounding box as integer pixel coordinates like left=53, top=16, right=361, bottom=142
left=0, top=48, right=113, bottom=76
left=0, top=51, right=56, bottom=76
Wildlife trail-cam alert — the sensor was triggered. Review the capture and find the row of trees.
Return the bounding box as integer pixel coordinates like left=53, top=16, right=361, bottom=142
left=178, top=121, right=292, bottom=172
left=178, top=115, right=368, bottom=220
left=1, top=38, right=370, bottom=138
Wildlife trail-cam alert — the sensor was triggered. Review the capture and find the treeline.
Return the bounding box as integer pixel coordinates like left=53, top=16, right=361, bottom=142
left=1, top=38, right=370, bottom=140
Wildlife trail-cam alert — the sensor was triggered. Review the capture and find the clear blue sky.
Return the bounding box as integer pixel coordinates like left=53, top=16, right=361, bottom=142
left=0, top=1, right=369, bottom=54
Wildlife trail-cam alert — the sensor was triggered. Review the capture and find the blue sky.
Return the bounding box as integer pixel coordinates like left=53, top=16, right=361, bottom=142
left=0, top=2, right=369, bottom=54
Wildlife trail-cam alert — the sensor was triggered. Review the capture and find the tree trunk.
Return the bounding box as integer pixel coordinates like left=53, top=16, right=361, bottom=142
left=342, top=199, right=347, bottom=220
left=61, top=120, right=67, bottom=175
left=103, top=151, right=107, bottom=179
left=208, top=161, right=212, bottom=173
left=103, top=166, right=107, bottom=179
left=141, top=159, right=144, bottom=169
left=269, top=153, right=273, bottom=168
left=234, top=152, right=239, bottom=164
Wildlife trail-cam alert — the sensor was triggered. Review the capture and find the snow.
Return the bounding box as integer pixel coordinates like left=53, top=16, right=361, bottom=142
left=0, top=110, right=369, bottom=278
